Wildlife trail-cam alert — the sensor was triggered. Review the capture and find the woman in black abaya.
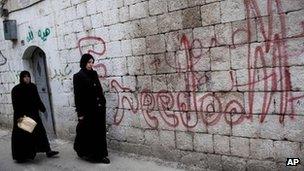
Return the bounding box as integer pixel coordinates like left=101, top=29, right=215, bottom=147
left=73, top=54, right=110, bottom=163
left=11, top=71, right=59, bottom=163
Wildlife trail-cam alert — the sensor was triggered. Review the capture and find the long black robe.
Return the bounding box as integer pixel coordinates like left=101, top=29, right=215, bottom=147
left=11, top=83, right=51, bottom=161
left=73, top=69, right=108, bottom=160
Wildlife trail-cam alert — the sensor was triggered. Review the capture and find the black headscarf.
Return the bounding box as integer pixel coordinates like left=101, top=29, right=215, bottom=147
left=19, top=70, right=31, bottom=84
left=80, top=53, right=95, bottom=69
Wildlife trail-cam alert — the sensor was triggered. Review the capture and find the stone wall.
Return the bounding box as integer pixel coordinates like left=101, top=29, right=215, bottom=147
left=0, top=0, right=303, bottom=170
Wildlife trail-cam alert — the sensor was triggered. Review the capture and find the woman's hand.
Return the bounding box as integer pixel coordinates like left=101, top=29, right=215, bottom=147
left=78, top=116, right=84, bottom=121
left=17, top=117, right=23, bottom=123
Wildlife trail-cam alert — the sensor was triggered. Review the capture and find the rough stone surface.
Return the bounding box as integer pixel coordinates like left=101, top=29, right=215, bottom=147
left=176, top=131, right=193, bottom=151
left=222, top=156, right=247, bottom=171
left=201, top=2, right=221, bottom=26
left=250, top=139, right=274, bottom=160
left=146, top=34, right=166, bottom=54
left=193, top=133, right=213, bottom=153
left=230, top=137, right=250, bottom=158
left=274, top=141, right=301, bottom=162
left=246, top=160, right=277, bottom=171
left=149, top=0, right=168, bottom=15
left=214, top=135, right=230, bottom=155
left=1, top=0, right=304, bottom=170
left=221, top=0, right=245, bottom=23
left=129, top=1, right=149, bottom=20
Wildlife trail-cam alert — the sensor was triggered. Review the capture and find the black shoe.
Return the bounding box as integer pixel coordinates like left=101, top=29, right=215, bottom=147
left=87, top=157, right=110, bottom=164
left=76, top=151, right=84, bottom=158
left=100, top=157, right=110, bottom=164
left=16, top=159, right=28, bottom=163
left=46, top=151, right=59, bottom=158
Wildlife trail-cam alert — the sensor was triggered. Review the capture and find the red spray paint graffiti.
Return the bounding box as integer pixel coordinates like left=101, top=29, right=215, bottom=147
left=232, top=0, right=304, bottom=123
left=111, top=35, right=249, bottom=129
left=78, top=36, right=107, bottom=79
left=78, top=36, right=106, bottom=56
left=78, top=0, right=304, bottom=129
left=109, top=0, right=304, bottom=129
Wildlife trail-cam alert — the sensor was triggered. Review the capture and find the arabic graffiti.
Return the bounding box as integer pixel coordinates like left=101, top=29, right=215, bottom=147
left=26, top=27, right=51, bottom=42
left=51, top=64, right=72, bottom=80
left=26, top=27, right=34, bottom=42
left=0, top=51, right=7, bottom=66
left=38, top=28, right=51, bottom=41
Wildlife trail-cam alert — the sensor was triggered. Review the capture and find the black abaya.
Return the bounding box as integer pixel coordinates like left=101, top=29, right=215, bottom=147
left=73, top=68, right=108, bottom=160
left=11, top=83, right=51, bottom=161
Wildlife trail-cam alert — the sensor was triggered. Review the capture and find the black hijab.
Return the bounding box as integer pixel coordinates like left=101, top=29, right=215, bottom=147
left=80, top=53, right=95, bottom=69
left=80, top=53, right=96, bottom=79
left=19, top=70, right=31, bottom=84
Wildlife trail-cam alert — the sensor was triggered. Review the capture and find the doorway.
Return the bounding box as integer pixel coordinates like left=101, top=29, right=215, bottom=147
left=29, top=47, right=56, bottom=138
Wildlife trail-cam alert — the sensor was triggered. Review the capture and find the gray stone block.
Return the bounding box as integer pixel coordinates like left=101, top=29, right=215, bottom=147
left=168, top=0, right=188, bottom=11
left=246, top=160, right=277, bottom=171
left=287, top=10, right=304, bottom=38
left=151, top=145, right=182, bottom=162
left=149, top=0, right=168, bottom=15
left=231, top=19, right=257, bottom=45
left=194, top=133, right=213, bottom=153
left=274, top=141, right=301, bottom=162
left=126, top=127, right=145, bottom=144
left=215, top=23, right=232, bottom=46
left=206, top=154, right=222, bottom=170
left=277, top=162, right=304, bottom=171
left=283, top=115, right=304, bottom=142
left=259, top=115, right=284, bottom=140
left=181, top=7, right=201, bottom=29
left=250, top=139, right=274, bottom=160
left=188, top=0, right=206, bottom=7
left=119, top=6, right=129, bottom=22
left=214, top=135, right=230, bottom=155
left=290, top=66, right=304, bottom=91
left=220, top=0, right=245, bottom=23
left=201, top=2, right=221, bottom=26
left=131, top=38, right=146, bottom=55
left=180, top=152, right=208, bottom=169
left=230, top=44, right=249, bottom=69
left=115, top=141, right=153, bottom=157
left=125, top=0, right=142, bottom=6
left=108, top=125, right=127, bottom=141
left=146, top=34, right=166, bottom=54
left=210, top=47, right=230, bottom=71
left=232, top=115, right=260, bottom=138
left=127, top=56, right=145, bottom=75
left=144, top=129, right=160, bottom=146
left=157, top=11, right=183, bottom=33
left=140, top=17, right=158, bottom=36
left=152, top=75, right=167, bottom=92
left=230, top=137, right=250, bottom=158
left=222, top=156, right=247, bottom=171
left=159, top=130, right=175, bottom=149
left=103, top=9, right=119, bottom=26
left=130, top=1, right=149, bottom=20
left=176, top=131, right=193, bottom=151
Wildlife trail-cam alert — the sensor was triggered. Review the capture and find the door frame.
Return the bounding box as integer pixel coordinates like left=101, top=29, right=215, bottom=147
left=22, top=46, right=56, bottom=137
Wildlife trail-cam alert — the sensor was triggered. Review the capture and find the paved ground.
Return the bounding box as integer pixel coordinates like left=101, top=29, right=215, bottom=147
left=0, top=128, right=186, bottom=171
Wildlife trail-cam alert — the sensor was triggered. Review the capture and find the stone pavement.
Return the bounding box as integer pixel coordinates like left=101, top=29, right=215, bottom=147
left=0, top=128, right=187, bottom=171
